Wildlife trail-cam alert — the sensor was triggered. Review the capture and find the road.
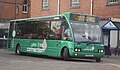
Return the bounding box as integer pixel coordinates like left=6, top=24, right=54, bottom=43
left=0, top=49, right=120, bottom=70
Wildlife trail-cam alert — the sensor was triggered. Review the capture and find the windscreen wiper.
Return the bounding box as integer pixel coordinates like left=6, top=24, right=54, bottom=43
left=82, top=35, right=94, bottom=45
left=88, top=36, right=94, bottom=42
left=82, top=35, right=93, bottom=41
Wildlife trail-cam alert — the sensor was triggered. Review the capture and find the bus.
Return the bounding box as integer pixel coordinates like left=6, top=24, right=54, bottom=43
left=8, top=12, right=104, bottom=62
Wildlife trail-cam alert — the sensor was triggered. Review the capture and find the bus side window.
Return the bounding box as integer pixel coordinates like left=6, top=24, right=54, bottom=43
left=34, top=21, right=50, bottom=39
left=55, top=26, right=62, bottom=40
left=50, top=20, right=62, bottom=40
left=61, top=18, right=72, bottom=40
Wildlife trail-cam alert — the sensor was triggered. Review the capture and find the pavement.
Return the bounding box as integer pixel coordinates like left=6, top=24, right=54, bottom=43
left=102, top=54, right=120, bottom=65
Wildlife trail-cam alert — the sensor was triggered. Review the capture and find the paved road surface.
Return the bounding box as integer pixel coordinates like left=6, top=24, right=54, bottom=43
left=0, top=49, right=120, bottom=70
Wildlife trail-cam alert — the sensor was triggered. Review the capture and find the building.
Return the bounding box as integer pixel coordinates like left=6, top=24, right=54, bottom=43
left=94, top=0, right=120, bottom=18
left=0, top=0, right=31, bottom=48
left=0, top=0, right=31, bottom=23
left=31, top=0, right=120, bottom=18
left=0, top=0, right=120, bottom=22
left=31, top=0, right=92, bottom=17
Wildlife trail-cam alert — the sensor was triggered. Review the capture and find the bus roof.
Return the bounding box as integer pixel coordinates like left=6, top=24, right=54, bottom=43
left=63, top=12, right=97, bottom=17
left=10, top=12, right=98, bottom=22
left=10, top=15, right=62, bottom=22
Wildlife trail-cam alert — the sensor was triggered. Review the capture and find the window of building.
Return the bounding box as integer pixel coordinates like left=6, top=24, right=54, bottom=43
left=107, top=0, right=119, bottom=5
left=23, top=0, right=28, bottom=13
left=42, top=0, right=49, bottom=10
left=71, top=0, right=80, bottom=8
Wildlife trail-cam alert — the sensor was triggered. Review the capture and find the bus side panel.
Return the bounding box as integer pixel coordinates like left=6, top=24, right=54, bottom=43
left=13, top=39, right=43, bottom=53
left=43, top=40, right=59, bottom=56
left=11, top=39, right=59, bottom=57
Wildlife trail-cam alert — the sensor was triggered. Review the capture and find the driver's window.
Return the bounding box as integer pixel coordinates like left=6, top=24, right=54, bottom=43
left=61, top=18, right=72, bottom=41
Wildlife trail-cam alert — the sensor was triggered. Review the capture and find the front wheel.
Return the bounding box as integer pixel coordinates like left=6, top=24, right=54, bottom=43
left=62, top=48, right=70, bottom=61
left=96, top=58, right=101, bottom=62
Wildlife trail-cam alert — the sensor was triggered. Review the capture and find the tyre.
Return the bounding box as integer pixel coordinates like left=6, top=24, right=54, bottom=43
left=16, top=45, right=21, bottom=55
left=96, top=58, right=101, bottom=62
left=62, top=48, right=69, bottom=61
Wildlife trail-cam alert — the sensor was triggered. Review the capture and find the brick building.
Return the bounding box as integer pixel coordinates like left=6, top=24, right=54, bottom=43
left=93, top=0, right=120, bottom=18
left=0, top=0, right=31, bottom=47
left=0, top=0, right=31, bottom=23
left=0, top=0, right=120, bottom=22
left=31, top=0, right=120, bottom=18
left=31, top=0, right=91, bottom=17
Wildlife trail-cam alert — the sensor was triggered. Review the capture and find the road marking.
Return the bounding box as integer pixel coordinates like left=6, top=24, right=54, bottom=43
left=109, top=63, right=120, bottom=68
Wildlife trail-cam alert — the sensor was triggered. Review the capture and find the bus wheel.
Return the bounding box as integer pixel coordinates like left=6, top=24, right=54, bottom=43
left=62, top=48, right=69, bottom=61
left=96, top=58, right=101, bottom=62
left=16, top=45, right=21, bottom=55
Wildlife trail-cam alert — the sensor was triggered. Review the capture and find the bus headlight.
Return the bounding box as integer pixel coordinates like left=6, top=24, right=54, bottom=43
left=74, top=48, right=81, bottom=52
left=98, top=49, right=104, bottom=53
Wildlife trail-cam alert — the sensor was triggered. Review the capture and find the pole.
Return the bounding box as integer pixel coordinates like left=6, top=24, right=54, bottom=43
left=57, top=0, right=60, bottom=15
left=15, top=0, right=17, bottom=19
left=90, top=0, right=93, bottom=15
left=117, top=30, right=119, bottom=48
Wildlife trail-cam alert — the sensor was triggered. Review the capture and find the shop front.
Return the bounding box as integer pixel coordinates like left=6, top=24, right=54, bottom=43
left=0, top=23, right=9, bottom=48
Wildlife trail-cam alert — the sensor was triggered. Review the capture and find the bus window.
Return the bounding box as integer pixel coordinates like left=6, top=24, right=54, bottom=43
left=72, top=23, right=102, bottom=43
left=61, top=19, right=72, bottom=41
left=50, top=21, right=62, bottom=40
left=36, top=21, right=50, bottom=39
left=15, top=21, right=51, bottom=39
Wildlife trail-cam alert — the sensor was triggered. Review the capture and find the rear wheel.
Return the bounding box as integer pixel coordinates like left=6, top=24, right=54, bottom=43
left=15, top=45, right=21, bottom=55
left=96, top=58, right=101, bottom=62
left=62, top=48, right=70, bottom=61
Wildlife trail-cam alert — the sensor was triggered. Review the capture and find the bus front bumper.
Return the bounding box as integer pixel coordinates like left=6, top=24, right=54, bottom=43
left=70, top=52, right=104, bottom=58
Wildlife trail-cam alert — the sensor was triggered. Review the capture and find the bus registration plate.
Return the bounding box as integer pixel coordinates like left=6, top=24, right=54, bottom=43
left=85, top=54, right=94, bottom=57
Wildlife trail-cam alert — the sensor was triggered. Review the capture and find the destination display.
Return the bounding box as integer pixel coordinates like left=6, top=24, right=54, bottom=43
left=70, top=13, right=97, bottom=23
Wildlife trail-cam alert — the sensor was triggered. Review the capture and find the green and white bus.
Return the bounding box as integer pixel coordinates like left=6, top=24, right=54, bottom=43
left=8, top=12, right=104, bottom=62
